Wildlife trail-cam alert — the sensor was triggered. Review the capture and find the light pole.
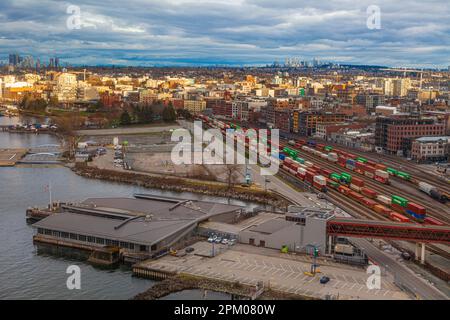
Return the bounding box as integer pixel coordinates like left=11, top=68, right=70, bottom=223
left=264, top=178, right=270, bottom=192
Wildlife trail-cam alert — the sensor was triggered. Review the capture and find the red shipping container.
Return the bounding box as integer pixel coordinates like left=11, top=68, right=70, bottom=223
left=361, top=188, right=377, bottom=199
left=351, top=177, right=365, bottom=188
left=390, top=212, right=410, bottom=223
left=364, top=165, right=376, bottom=174
left=349, top=191, right=364, bottom=201
left=375, top=163, right=387, bottom=170
left=407, top=203, right=426, bottom=214
left=347, top=153, right=356, bottom=159
left=338, top=185, right=351, bottom=195
left=424, top=217, right=443, bottom=226
left=312, top=165, right=321, bottom=171
left=321, top=169, right=332, bottom=177
left=361, top=198, right=377, bottom=208
left=374, top=205, right=391, bottom=216
left=391, top=203, right=406, bottom=213
left=305, top=172, right=314, bottom=184
left=367, top=160, right=377, bottom=167
left=296, top=172, right=305, bottom=180
left=355, top=161, right=365, bottom=170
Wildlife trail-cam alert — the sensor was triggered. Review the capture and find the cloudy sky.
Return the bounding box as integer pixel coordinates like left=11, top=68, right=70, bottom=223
left=1, top=0, right=449, bottom=67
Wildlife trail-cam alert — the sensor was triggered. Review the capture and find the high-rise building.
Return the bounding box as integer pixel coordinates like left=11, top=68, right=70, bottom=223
left=8, top=53, right=20, bottom=66
left=55, top=57, right=60, bottom=69
left=54, top=72, right=77, bottom=102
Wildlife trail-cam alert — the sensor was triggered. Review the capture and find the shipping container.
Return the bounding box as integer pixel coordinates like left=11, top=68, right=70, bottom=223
left=330, top=173, right=341, bottom=182
left=387, top=168, right=398, bottom=176
left=351, top=177, right=365, bottom=188
left=327, top=180, right=340, bottom=189
left=404, top=210, right=425, bottom=220
left=338, top=185, right=351, bottom=195
left=392, top=195, right=408, bottom=207
left=356, top=157, right=368, bottom=163
left=349, top=191, right=364, bottom=201
left=360, top=198, right=377, bottom=208
left=350, top=184, right=361, bottom=192
left=390, top=212, right=410, bottom=223
left=375, top=163, right=387, bottom=171
left=327, top=152, right=338, bottom=162
left=374, top=205, right=391, bottom=216
left=320, top=168, right=332, bottom=177
left=407, top=203, right=426, bottom=215
left=376, top=195, right=391, bottom=205
left=397, top=171, right=411, bottom=180
left=313, top=175, right=327, bottom=185
left=361, top=188, right=377, bottom=199
left=423, top=217, right=444, bottom=226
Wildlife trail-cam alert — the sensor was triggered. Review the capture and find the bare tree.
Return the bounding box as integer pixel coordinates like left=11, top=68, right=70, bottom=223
left=54, top=113, right=83, bottom=159
left=223, top=164, right=242, bottom=190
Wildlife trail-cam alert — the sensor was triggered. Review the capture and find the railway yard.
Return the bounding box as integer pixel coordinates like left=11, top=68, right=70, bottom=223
left=196, top=115, right=450, bottom=284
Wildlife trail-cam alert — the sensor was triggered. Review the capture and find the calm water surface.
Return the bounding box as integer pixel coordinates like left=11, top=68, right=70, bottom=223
left=0, top=116, right=247, bottom=299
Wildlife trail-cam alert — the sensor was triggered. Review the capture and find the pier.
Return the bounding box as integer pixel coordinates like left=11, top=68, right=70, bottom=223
left=0, top=148, right=28, bottom=166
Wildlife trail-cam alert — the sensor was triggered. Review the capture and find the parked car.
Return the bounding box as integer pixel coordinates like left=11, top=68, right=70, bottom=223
left=320, top=276, right=330, bottom=284
left=229, top=239, right=236, bottom=246
left=215, top=237, right=222, bottom=244
left=185, top=247, right=195, bottom=253
left=207, top=237, right=214, bottom=243
left=221, top=238, right=228, bottom=245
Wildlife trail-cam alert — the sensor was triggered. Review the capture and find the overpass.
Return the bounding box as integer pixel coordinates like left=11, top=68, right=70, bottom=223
left=327, top=218, right=450, bottom=265
left=327, top=218, right=450, bottom=244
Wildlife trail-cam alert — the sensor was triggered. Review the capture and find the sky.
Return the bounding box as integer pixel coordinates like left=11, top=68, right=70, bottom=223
left=0, top=0, right=449, bottom=68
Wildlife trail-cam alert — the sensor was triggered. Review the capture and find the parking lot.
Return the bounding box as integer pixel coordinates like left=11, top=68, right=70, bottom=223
left=139, top=241, right=410, bottom=300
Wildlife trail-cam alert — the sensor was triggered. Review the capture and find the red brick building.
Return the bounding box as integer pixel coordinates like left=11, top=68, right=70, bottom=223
left=100, top=92, right=122, bottom=108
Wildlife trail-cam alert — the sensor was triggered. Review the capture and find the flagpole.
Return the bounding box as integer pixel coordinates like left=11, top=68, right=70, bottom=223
left=49, top=181, right=52, bottom=208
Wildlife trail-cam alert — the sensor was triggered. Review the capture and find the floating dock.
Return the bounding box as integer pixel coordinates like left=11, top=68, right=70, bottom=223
left=0, top=148, right=28, bottom=166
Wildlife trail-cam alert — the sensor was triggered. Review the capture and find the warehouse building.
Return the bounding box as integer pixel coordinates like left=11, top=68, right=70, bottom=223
left=32, top=194, right=244, bottom=258
left=239, top=207, right=334, bottom=254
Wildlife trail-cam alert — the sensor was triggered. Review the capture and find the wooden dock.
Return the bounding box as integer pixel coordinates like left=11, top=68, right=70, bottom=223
left=0, top=148, right=28, bottom=166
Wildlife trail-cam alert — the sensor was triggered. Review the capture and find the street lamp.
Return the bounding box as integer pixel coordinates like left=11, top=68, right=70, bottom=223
left=264, top=178, right=270, bottom=192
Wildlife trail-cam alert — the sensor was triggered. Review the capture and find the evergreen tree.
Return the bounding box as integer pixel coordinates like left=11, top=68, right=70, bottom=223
left=120, top=110, right=132, bottom=125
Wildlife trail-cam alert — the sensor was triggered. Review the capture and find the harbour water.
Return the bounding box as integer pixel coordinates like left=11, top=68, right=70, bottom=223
left=0, top=116, right=246, bottom=299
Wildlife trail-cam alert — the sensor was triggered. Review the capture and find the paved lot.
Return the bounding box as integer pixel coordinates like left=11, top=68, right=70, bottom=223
left=140, top=241, right=409, bottom=300
left=77, top=124, right=181, bottom=136
left=0, top=148, right=27, bottom=166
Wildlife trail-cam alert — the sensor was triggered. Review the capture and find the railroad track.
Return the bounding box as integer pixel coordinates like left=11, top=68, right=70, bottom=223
left=279, top=167, right=449, bottom=264
left=283, top=143, right=450, bottom=224
left=318, top=140, right=450, bottom=195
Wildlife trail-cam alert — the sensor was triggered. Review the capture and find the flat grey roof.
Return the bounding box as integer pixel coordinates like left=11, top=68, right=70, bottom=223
left=33, top=212, right=196, bottom=246
left=80, top=196, right=243, bottom=220
left=247, top=217, right=290, bottom=235
left=33, top=196, right=244, bottom=246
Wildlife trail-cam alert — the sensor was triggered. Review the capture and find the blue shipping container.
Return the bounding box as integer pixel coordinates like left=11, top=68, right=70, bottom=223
left=405, top=210, right=425, bottom=220
left=279, top=154, right=286, bottom=160
left=346, top=159, right=356, bottom=165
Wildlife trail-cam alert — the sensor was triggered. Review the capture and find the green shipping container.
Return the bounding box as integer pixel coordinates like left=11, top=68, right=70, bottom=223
left=295, top=157, right=305, bottom=164
left=330, top=173, right=341, bottom=180
left=387, top=168, right=398, bottom=175
left=324, top=146, right=333, bottom=151
left=397, top=171, right=411, bottom=180
left=392, top=195, right=408, bottom=207
left=328, top=181, right=339, bottom=189
left=356, top=157, right=367, bottom=163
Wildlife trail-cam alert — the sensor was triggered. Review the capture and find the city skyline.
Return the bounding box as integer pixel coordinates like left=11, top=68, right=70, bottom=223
left=0, top=0, right=449, bottom=68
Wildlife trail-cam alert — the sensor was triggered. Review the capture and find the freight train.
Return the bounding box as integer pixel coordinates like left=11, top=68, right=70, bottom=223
left=197, top=116, right=443, bottom=225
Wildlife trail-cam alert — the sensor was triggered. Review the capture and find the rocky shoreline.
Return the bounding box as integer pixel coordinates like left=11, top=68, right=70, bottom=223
left=71, top=164, right=291, bottom=207
left=133, top=274, right=313, bottom=300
